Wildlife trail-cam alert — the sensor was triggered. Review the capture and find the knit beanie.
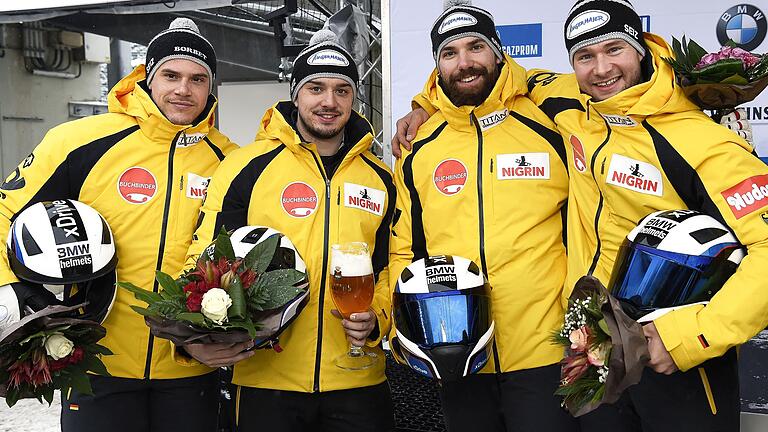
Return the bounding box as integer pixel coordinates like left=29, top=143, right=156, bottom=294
left=431, top=0, right=503, bottom=62
left=290, top=29, right=359, bottom=101
left=145, top=18, right=217, bottom=93
left=564, top=0, right=646, bottom=64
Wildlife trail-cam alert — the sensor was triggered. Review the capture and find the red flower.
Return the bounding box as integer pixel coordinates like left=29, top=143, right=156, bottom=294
left=239, top=269, right=257, bottom=289
left=561, top=353, right=591, bottom=386
left=68, top=346, right=85, bottom=365
left=186, top=292, right=204, bottom=312
left=8, top=349, right=53, bottom=389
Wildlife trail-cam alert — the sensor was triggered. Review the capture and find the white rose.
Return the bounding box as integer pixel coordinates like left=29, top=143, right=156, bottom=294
left=44, top=333, right=75, bottom=360
left=201, top=288, right=232, bottom=324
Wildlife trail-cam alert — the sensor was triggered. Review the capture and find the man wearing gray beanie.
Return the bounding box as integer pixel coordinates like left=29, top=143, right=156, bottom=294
left=182, top=28, right=395, bottom=432
left=0, top=17, right=238, bottom=432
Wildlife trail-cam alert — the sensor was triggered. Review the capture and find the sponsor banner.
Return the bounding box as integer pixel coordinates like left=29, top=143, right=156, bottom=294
left=496, top=23, right=542, bottom=58
left=606, top=154, right=663, bottom=196
left=496, top=153, right=550, bottom=180
left=717, top=4, right=767, bottom=51
left=186, top=173, right=210, bottom=199
left=344, top=183, right=386, bottom=216
left=721, top=174, right=768, bottom=219
left=117, top=167, right=158, bottom=204
left=281, top=182, right=318, bottom=218
left=433, top=159, right=469, bottom=196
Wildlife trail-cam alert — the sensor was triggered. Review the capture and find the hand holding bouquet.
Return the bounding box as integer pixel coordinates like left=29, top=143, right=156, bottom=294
left=118, top=227, right=309, bottom=347
left=0, top=304, right=112, bottom=407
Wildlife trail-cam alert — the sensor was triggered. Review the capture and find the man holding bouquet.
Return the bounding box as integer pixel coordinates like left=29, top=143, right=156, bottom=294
left=183, top=29, right=396, bottom=432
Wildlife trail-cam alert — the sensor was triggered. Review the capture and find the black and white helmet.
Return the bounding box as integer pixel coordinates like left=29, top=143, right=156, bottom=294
left=226, top=226, right=309, bottom=348
left=391, top=255, right=495, bottom=382
left=608, top=209, right=745, bottom=321
left=6, top=200, right=117, bottom=323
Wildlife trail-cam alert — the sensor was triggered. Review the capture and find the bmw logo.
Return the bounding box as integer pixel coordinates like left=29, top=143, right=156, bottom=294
left=717, top=4, right=767, bottom=51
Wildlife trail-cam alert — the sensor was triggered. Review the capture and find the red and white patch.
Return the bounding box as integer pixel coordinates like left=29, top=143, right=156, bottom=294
left=281, top=182, right=318, bottom=218
left=570, top=135, right=587, bottom=173
left=722, top=174, right=768, bottom=219
left=433, top=159, right=468, bottom=196
left=344, top=183, right=385, bottom=216
left=497, top=153, right=550, bottom=180
left=186, top=173, right=210, bottom=199
left=606, top=154, right=663, bottom=197
left=117, top=167, right=157, bottom=204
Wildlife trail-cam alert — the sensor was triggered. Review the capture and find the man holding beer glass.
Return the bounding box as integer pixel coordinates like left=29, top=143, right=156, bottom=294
left=184, top=29, right=396, bottom=432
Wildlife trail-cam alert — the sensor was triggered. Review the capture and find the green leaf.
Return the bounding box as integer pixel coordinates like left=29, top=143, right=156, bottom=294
left=6, top=387, right=20, bottom=407
left=130, top=305, right=160, bottom=317
left=227, top=274, right=247, bottom=321
left=597, top=318, right=611, bottom=336
left=88, top=344, right=113, bottom=356
left=68, top=371, right=94, bottom=395
left=243, top=234, right=280, bottom=274
left=118, top=282, right=164, bottom=304
left=176, top=312, right=209, bottom=325
left=225, top=319, right=258, bottom=339
left=156, top=271, right=184, bottom=298
left=687, top=38, right=708, bottom=67
left=42, top=386, right=55, bottom=405
left=81, top=354, right=110, bottom=376
left=214, top=228, right=236, bottom=261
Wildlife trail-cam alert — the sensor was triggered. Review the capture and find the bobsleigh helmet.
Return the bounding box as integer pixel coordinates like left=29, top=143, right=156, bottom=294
left=203, top=226, right=309, bottom=348
left=6, top=200, right=118, bottom=323
left=391, top=255, right=495, bottom=382
left=608, top=209, right=745, bottom=320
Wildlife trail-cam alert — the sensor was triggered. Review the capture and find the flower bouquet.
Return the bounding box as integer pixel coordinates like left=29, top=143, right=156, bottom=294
left=0, top=304, right=112, bottom=407
left=118, top=227, right=309, bottom=348
left=663, top=36, right=768, bottom=116
left=551, top=276, right=649, bottom=416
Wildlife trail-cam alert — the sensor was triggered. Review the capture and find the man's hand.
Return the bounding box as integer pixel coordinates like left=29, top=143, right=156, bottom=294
left=642, top=322, right=678, bottom=375
left=183, top=340, right=255, bottom=368
left=392, top=108, right=430, bottom=158
left=720, top=108, right=753, bottom=147
left=331, top=309, right=377, bottom=347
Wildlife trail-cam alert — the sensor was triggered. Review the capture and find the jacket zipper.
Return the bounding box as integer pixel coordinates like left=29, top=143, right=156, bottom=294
left=304, top=147, right=331, bottom=393
left=586, top=107, right=613, bottom=276
left=471, top=113, right=501, bottom=373
left=143, top=130, right=180, bottom=379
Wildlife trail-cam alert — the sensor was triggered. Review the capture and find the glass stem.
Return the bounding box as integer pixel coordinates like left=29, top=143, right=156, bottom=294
left=349, top=344, right=364, bottom=357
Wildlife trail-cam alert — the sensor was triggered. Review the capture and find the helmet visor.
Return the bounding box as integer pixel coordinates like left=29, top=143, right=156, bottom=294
left=608, top=242, right=739, bottom=319
left=393, top=286, right=491, bottom=348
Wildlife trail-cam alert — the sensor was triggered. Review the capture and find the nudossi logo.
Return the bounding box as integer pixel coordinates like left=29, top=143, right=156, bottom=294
left=281, top=182, right=318, bottom=217
left=722, top=174, right=768, bottom=219
left=433, top=159, right=468, bottom=196
left=117, top=167, right=158, bottom=204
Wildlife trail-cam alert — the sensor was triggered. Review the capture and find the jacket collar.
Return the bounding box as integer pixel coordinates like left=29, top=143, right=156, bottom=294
left=256, top=101, right=374, bottom=162
left=107, top=65, right=218, bottom=145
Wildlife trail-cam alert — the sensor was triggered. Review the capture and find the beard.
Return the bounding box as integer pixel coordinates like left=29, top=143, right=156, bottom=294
left=297, top=111, right=346, bottom=140
left=439, top=64, right=500, bottom=107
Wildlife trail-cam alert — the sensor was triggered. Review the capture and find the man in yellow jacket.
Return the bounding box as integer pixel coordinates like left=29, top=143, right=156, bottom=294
left=0, top=18, right=237, bottom=432
left=183, top=30, right=395, bottom=432
left=388, top=2, right=576, bottom=431
left=524, top=1, right=767, bottom=430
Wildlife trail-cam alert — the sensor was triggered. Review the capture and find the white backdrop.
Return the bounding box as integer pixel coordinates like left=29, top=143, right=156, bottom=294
left=387, top=1, right=768, bottom=157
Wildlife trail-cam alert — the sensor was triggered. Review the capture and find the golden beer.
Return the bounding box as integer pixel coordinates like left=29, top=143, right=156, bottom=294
left=331, top=272, right=375, bottom=318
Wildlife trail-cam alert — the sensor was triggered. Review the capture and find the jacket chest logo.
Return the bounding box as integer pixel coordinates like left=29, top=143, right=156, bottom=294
left=722, top=174, right=768, bottom=219
left=344, top=183, right=385, bottom=216
left=478, top=109, right=508, bottom=131
left=281, top=182, right=318, bottom=218
left=606, top=154, right=663, bottom=196
left=433, top=159, right=468, bottom=196
left=176, top=133, right=206, bottom=148
left=117, top=167, right=158, bottom=204
left=497, top=153, right=550, bottom=180
left=570, top=135, right=588, bottom=173
left=602, top=114, right=638, bottom=127
left=186, top=173, right=210, bottom=200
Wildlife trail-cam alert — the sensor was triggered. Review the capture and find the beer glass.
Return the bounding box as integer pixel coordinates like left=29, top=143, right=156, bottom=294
left=330, top=242, right=378, bottom=370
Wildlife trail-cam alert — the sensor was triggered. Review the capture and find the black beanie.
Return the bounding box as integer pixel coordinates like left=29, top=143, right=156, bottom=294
left=290, top=29, right=359, bottom=101
left=564, top=0, right=646, bottom=64
left=145, top=18, right=217, bottom=93
left=431, top=0, right=503, bottom=62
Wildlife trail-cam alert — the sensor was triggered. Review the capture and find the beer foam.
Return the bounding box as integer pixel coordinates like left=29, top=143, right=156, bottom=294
left=330, top=248, right=373, bottom=277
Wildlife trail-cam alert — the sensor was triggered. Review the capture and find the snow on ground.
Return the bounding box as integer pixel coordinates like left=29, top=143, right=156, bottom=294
left=0, top=392, right=60, bottom=432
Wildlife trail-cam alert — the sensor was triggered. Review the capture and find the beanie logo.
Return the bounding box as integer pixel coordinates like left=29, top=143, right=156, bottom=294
left=438, top=12, right=478, bottom=34
left=308, top=50, right=349, bottom=67
left=174, top=46, right=207, bottom=60
left=566, top=10, right=611, bottom=39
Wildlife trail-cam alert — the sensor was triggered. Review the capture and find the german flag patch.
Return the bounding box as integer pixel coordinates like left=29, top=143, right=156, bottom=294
left=698, top=334, right=710, bottom=349
left=69, top=403, right=80, bottom=411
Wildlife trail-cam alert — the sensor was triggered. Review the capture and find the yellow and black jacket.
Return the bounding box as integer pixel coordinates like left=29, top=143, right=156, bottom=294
left=0, top=65, right=236, bottom=379
left=396, top=55, right=569, bottom=373
left=528, top=34, right=768, bottom=371
left=186, top=101, right=395, bottom=392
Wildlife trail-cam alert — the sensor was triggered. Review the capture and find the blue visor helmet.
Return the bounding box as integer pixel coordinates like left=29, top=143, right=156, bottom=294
left=391, top=255, right=494, bottom=382
left=608, top=210, right=745, bottom=321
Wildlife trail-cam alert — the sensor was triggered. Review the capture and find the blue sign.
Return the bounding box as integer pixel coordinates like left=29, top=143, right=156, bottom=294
left=640, top=15, right=651, bottom=32
left=496, top=23, right=543, bottom=58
